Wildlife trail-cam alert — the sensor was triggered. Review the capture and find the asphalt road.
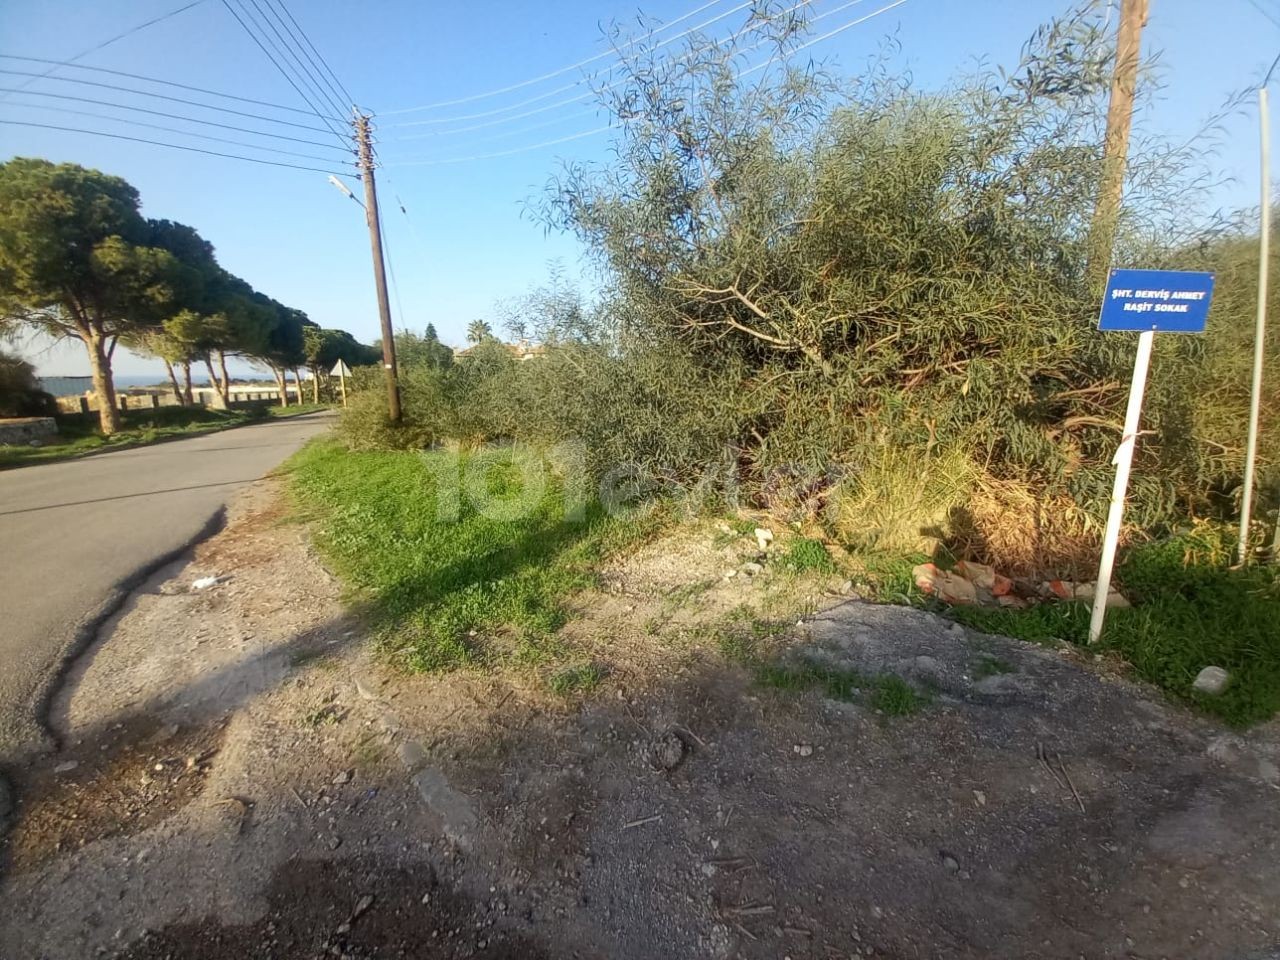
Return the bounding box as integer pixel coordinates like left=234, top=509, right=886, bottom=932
left=0, top=412, right=332, bottom=773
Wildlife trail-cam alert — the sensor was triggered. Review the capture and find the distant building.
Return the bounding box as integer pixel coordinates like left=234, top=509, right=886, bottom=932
left=453, top=339, right=547, bottom=361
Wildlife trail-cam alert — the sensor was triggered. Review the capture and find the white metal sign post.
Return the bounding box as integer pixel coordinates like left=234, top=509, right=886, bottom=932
left=1088, top=269, right=1215, bottom=645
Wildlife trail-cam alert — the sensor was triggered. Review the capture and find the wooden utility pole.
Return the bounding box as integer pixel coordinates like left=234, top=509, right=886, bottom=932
left=354, top=111, right=402, bottom=422
left=1086, top=0, right=1150, bottom=291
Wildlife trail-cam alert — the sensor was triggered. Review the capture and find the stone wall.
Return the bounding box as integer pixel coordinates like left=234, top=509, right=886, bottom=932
left=0, top=417, right=58, bottom=446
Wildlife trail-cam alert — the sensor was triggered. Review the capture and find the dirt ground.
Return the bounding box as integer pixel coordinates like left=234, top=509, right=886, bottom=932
left=2, top=479, right=1279, bottom=960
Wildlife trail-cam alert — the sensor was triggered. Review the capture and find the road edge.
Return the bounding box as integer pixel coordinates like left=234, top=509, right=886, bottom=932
left=0, top=506, right=228, bottom=839
left=0, top=409, right=332, bottom=472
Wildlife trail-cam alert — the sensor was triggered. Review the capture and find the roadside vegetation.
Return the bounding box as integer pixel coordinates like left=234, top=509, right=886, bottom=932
left=287, top=440, right=662, bottom=673
left=0, top=402, right=329, bottom=468
left=303, top=5, right=1280, bottom=725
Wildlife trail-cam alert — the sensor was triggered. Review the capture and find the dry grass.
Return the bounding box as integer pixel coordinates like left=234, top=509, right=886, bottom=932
left=830, top=446, right=977, bottom=556
left=957, top=476, right=1106, bottom=579
left=830, top=448, right=1116, bottom=579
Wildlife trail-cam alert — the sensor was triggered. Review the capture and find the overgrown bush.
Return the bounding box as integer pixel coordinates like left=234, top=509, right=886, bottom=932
left=0, top=349, right=52, bottom=418
left=343, top=2, right=1278, bottom=574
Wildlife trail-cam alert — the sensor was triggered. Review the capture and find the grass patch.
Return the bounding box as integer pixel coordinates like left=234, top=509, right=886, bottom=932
left=867, top=674, right=930, bottom=716
left=778, top=537, right=835, bottom=574
left=946, top=525, right=1280, bottom=727
left=0, top=402, right=329, bottom=468
left=286, top=440, right=660, bottom=674
left=857, top=551, right=930, bottom=603
left=548, top=662, right=605, bottom=696
left=973, top=654, right=1017, bottom=679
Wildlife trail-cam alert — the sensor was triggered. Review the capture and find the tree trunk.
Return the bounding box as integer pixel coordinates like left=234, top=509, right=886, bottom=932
left=273, top=366, right=289, bottom=407
left=293, top=367, right=304, bottom=407
left=86, top=332, right=121, bottom=435
left=163, top=359, right=183, bottom=405
left=217, top=350, right=231, bottom=403
left=311, top=366, right=320, bottom=404
left=204, top=357, right=228, bottom=409
left=182, top=362, right=193, bottom=405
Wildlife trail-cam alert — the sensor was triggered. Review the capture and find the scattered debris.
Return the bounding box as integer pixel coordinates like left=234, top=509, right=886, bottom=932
left=1041, top=579, right=1129, bottom=609
left=973, top=790, right=987, bottom=807
left=793, top=743, right=814, bottom=758
left=53, top=761, right=79, bottom=774
left=190, top=575, right=227, bottom=591
left=740, top=561, right=764, bottom=577
left=333, top=769, right=353, bottom=785
left=754, top=527, right=774, bottom=551
left=623, top=814, right=662, bottom=830
left=913, top=561, right=1129, bottom=610
left=649, top=731, right=687, bottom=771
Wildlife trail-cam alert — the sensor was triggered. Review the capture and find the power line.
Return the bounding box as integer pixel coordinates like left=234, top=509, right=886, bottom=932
left=383, top=0, right=811, bottom=130
left=231, top=0, right=347, bottom=138
left=220, top=0, right=349, bottom=148
left=0, top=87, right=353, bottom=149
left=385, top=126, right=613, bottom=166
left=383, top=0, right=741, bottom=115
left=0, top=68, right=341, bottom=132
left=0, top=119, right=355, bottom=174
left=1247, top=0, right=1280, bottom=29
left=382, top=0, right=907, bottom=167
left=1, top=100, right=349, bottom=163
left=242, top=0, right=347, bottom=121
left=390, top=104, right=606, bottom=149
left=265, top=0, right=354, bottom=112
left=378, top=203, right=407, bottom=329
left=0, top=55, right=325, bottom=117
left=741, top=0, right=908, bottom=75
left=0, top=0, right=207, bottom=103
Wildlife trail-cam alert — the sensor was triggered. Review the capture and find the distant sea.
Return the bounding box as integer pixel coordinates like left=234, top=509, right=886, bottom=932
left=37, top=374, right=175, bottom=398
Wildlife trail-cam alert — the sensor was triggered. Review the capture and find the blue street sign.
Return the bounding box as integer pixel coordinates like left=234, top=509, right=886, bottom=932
left=1098, top=268, right=1215, bottom=333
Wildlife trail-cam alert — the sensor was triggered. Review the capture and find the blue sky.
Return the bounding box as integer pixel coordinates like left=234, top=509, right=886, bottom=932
left=2, top=0, right=1278, bottom=378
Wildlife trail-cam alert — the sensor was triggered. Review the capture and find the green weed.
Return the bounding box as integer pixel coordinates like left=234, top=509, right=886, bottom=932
left=779, top=537, right=835, bottom=575
left=868, top=674, right=930, bottom=716
left=549, top=662, right=605, bottom=696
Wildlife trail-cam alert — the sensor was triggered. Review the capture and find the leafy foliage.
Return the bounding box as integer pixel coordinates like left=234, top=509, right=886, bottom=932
left=0, top=348, right=51, bottom=417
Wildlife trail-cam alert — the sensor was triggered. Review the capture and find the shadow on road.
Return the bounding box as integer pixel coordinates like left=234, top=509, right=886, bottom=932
left=0, top=479, right=259, bottom=517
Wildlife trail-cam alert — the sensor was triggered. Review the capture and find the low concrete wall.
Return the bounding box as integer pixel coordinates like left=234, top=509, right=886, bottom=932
left=54, top=386, right=305, bottom=415
left=0, top=417, right=58, bottom=446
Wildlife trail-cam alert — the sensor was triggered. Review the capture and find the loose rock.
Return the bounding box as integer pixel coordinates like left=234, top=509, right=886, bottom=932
left=1192, top=666, right=1230, bottom=696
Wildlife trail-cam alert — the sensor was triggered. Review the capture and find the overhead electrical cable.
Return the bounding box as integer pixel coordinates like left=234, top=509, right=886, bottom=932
left=384, top=0, right=865, bottom=147
left=383, top=0, right=812, bottom=130
left=265, top=0, right=354, bottom=112
left=383, top=0, right=740, bottom=115
left=384, top=126, right=614, bottom=167
left=220, top=0, right=350, bottom=148
left=741, top=0, right=908, bottom=74
left=0, top=119, right=356, bottom=174
left=242, top=0, right=347, bottom=121
left=0, top=68, right=343, bottom=132
left=1, top=99, right=350, bottom=162
left=0, top=87, right=351, bottom=148
left=0, top=0, right=207, bottom=103
left=0, top=55, right=328, bottom=116
left=382, top=0, right=907, bottom=167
